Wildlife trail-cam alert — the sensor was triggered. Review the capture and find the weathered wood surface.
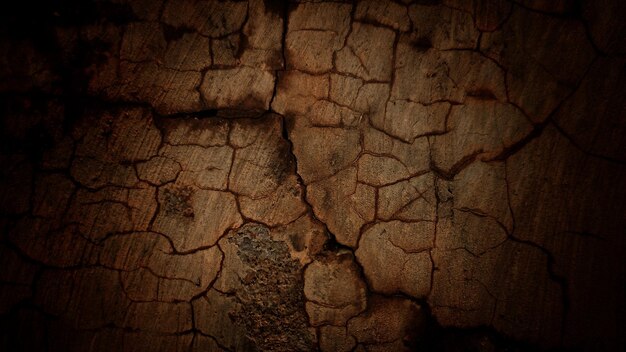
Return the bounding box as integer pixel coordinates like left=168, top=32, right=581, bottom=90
left=0, top=0, right=624, bottom=351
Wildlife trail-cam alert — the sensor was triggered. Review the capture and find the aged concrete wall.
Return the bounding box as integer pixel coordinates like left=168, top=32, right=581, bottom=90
left=0, top=0, right=624, bottom=351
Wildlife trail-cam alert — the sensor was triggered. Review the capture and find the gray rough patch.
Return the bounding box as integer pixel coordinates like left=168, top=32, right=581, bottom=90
left=228, top=223, right=315, bottom=351
left=162, top=185, right=194, bottom=217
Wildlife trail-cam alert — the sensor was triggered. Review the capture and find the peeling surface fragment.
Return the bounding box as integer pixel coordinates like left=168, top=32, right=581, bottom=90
left=357, top=221, right=433, bottom=298
left=304, top=251, right=367, bottom=326
left=214, top=223, right=315, bottom=351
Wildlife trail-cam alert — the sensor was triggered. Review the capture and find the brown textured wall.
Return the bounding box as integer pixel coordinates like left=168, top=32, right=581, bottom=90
left=0, top=0, right=624, bottom=351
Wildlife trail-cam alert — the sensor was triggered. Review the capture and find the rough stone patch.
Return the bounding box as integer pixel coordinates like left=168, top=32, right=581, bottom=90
left=214, top=223, right=316, bottom=351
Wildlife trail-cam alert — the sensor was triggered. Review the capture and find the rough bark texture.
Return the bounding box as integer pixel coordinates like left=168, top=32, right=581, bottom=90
left=0, top=0, right=624, bottom=351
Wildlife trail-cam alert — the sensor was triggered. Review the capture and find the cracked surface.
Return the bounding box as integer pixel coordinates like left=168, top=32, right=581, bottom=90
left=1, top=0, right=625, bottom=351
